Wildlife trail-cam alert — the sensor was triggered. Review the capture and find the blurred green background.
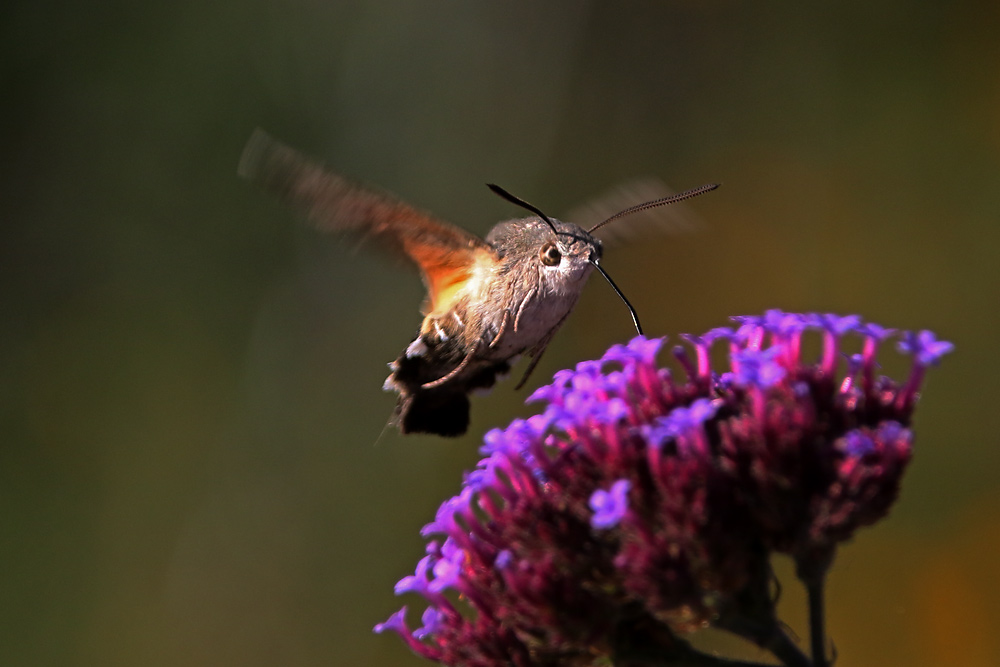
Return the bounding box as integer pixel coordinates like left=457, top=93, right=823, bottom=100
left=2, top=2, right=998, bottom=665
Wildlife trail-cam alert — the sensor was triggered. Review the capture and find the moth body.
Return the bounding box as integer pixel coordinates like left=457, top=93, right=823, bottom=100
left=388, top=218, right=600, bottom=435
left=239, top=129, right=717, bottom=437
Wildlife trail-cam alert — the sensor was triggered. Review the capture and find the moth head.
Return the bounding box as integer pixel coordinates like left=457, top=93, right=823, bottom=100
left=486, top=183, right=640, bottom=334
left=486, top=216, right=597, bottom=283
left=531, top=219, right=601, bottom=293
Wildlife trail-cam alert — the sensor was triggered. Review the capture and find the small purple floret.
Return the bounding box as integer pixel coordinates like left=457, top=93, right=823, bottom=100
left=589, top=479, right=632, bottom=529
left=732, top=346, right=786, bottom=388
left=413, top=607, right=445, bottom=640
left=394, top=555, right=432, bottom=596
left=762, top=309, right=807, bottom=335
left=843, top=430, right=876, bottom=456
left=373, top=606, right=409, bottom=636
left=495, top=550, right=513, bottom=570
left=813, top=312, right=862, bottom=335
left=428, top=545, right=465, bottom=594
left=898, top=329, right=955, bottom=366
left=602, top=335, right=666, bottom=366
left=859, top=322, right=896, bottom=342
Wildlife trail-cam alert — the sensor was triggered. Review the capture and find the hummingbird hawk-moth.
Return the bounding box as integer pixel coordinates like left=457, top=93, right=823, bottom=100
left=239, top=130, right=718, bottom=436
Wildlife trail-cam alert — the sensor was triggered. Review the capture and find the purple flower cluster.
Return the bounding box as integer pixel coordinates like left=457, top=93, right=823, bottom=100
left=375, top=311, right=952, bottom=666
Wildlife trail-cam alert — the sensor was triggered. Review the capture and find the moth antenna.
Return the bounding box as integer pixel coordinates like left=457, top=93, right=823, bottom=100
left=591, top=260, right=643, bottom=336
left=587, top=183, right=720, bottom=234
left=487, top=183, right=560, bottom=236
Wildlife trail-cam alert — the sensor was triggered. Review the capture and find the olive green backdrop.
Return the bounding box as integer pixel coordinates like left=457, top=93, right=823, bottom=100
left=2, top=2, right=997, bottom=665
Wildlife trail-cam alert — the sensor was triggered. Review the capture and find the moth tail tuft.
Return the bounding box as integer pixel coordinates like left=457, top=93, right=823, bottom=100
left=396, top=390, right=470, bottom=437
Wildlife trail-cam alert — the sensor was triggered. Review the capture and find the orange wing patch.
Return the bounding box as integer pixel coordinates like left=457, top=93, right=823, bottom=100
left=424, top=263, right=472, bottom=316
left=404, top=241, right=486, bottom=316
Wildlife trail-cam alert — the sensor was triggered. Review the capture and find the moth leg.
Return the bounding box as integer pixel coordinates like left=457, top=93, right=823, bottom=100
left=422, top=342, right=480, bottom=390
left=488, top=310, right=511, bottom=350
left=513, top=287, right=536, bottom=332
left=513, top=344, right=549, bottom=390
left=513, top=309, right=571, bottom=390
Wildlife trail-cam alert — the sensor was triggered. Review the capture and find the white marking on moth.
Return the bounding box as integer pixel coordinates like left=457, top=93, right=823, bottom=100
left=405, top=337, right=428, bottom=358
left=433, top=320, right=448, bottom=341
left=453, top=311, right=463, bottom=328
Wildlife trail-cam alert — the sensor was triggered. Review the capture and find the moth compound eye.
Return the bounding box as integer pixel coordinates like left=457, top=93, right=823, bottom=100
left=540, top=242, right=562, bottom=266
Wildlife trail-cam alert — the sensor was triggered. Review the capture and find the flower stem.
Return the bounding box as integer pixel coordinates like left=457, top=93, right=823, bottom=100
left=806, top=572, right=828, bottom=667
left=713, top=551, right=812, bottom=667
left=715, top=614, right=812, bottom=667
left=612, top=631, right=800, bottom=667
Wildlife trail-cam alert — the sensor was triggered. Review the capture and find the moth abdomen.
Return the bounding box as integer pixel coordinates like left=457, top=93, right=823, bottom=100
left=386, top=333, right=512, bottom=436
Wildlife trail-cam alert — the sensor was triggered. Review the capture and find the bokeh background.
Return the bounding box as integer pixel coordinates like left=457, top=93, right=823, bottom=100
left=3, top=2, right=998, bottom=665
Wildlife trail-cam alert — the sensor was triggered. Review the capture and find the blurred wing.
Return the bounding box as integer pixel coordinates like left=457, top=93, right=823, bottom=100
left=565, top=178, right=707, bottom=246
left=239, top=129, right=493, bottom=315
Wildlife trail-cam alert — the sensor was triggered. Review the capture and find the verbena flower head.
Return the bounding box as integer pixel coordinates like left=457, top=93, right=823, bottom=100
left=375, top=310, right=952, bottom=666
